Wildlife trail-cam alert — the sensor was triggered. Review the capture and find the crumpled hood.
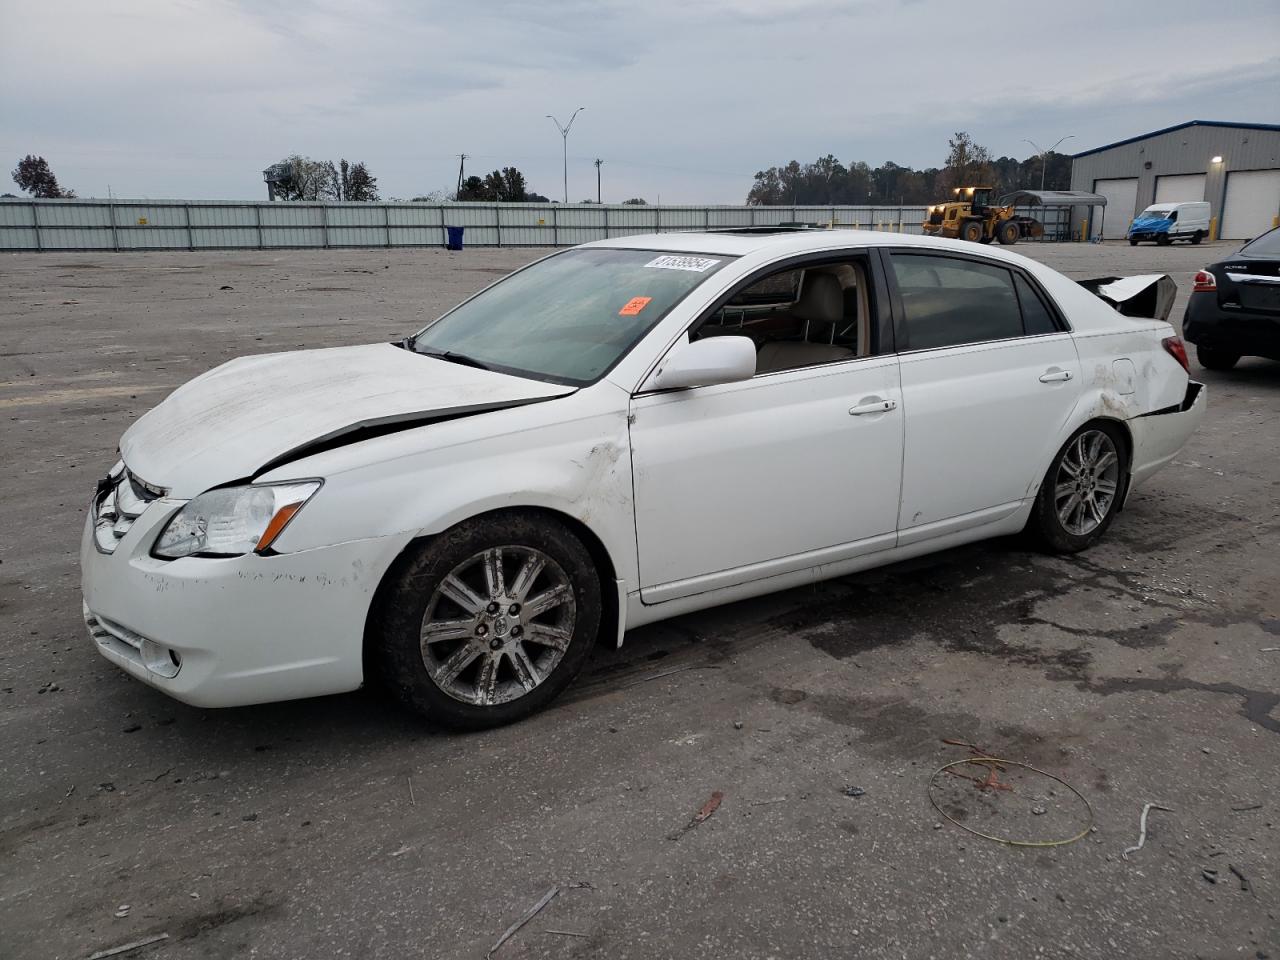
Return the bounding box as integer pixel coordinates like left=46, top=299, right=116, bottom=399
left=1128, top=216, right=1172, bottom=234
left=120, top=343, right=575, bottom=497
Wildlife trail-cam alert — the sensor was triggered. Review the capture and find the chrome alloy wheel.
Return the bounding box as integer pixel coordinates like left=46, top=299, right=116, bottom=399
left=420, top=546, right=576, bottom=706
left=1054, top=429, right=1120, bottom=536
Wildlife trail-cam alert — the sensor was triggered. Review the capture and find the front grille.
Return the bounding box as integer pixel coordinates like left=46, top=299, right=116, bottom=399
left=84, top=603, right=181, bottom=678
left=93, top=466, right=163, bottom=554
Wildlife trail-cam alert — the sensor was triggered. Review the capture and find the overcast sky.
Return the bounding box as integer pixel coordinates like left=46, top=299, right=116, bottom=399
left=3, top=0, right=1278, bottom=203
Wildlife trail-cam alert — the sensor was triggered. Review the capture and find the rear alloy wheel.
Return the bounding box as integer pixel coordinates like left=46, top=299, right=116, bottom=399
left=1196, top=345, right=1240, bottom=371
left=960, top=219, right=984, bottom=243
left=373, top=513, right=601, bottom=729
left=997, top=220, right=1020, bottom=245
left=1030, top=423, right=1127, bottom=553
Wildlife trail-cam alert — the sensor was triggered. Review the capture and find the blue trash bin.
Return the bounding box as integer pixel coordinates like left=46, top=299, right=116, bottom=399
left=445, top=226, right=464, bottom=251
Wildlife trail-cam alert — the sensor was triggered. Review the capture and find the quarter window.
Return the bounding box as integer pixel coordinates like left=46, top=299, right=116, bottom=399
left=1014, top=273, right=1059, bottom=335
left=889, top=254, right=1023, bottom=350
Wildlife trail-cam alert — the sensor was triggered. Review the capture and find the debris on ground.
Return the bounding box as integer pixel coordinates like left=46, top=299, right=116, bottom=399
left=1231, top=803, right=1262, bottom=812
left=545, top=929, right=589, bottom=938
left=1122, top=802, right=1172, bottom=860
left=667, top=790, right=725, bottom=840
left=113, top=904, right=130, bottom=918
left=694, top=791, right=723, bottom=823
left=750, top=797, right=787, bottom=807
left=929, top=757, right=1094, bottom=847
left=486, top=886, right=559, bottom=958
left=1228, top=863, right=1253, bottom=894
left=87, top=932, right=170, bottom=959
left=842, top=786, right=866, bottom=798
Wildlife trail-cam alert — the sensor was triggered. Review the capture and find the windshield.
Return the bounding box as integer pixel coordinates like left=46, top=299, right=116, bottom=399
left=412, top=248, right=732, bottom=384
left=1139, top=208, right=1172, bottom=220
left=1242, top=226, right=1280, bottom=256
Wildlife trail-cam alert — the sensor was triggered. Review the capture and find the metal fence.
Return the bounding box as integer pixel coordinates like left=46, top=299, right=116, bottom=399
left=0, top=199, right=1079, bottom=251
left=0, top=199, right=935, bottom=252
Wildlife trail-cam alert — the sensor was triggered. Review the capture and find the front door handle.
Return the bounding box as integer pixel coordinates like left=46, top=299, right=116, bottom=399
left=1039, top=369, right=1073, bottom=383
left=849, top=398, right=897, bottom=416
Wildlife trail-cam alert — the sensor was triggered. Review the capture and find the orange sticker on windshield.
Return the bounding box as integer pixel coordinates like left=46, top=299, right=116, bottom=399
left=619, top=296, right=652, bottom=316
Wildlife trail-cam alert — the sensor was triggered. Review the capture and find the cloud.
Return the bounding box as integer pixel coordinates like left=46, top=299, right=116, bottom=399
left=2, top=0, right=1277, bottom=202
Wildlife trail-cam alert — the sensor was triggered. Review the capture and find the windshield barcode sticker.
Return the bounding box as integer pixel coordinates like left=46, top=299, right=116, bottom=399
left=644, top=255, right=721, bottom=273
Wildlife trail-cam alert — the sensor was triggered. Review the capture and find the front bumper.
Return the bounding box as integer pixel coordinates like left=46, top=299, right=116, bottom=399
left=1183, top=294, right=1280, bottom=361
left=80, top=497, right=414, bottom=708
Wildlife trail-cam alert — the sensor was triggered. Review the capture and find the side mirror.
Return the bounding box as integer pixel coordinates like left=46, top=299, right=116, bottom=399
left=643, top=336, right=756, bottom=391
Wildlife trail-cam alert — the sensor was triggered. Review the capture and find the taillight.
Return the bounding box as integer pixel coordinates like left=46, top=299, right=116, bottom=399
left=1192, top=270, right=1216, bottom=293
left=1162, top=336, right=1190, bottom=373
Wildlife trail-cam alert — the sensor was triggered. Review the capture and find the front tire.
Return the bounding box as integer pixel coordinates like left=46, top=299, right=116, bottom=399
left=1156, top=233, right=1172, bottom=246
left=997, top=220, right=1019, bottom=245
left=1029, top=423, right=1128, bottom=553
left=372, top=512, right=602, bottom=729
left=1196, top=345, right=1240, bottom=370
left=1128, top=238, right=1139, bottom=246
left=960, top=219, right=984, bottom=243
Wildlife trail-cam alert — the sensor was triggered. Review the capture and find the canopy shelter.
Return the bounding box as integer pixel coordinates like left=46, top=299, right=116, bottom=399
left=999, top=190, right=1108, bottom=241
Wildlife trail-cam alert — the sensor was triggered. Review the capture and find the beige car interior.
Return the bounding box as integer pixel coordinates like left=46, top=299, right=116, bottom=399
left=695, top=261, right=871, bottom=375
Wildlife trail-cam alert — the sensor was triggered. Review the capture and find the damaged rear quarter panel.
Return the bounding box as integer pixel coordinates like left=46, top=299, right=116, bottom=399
left=260, top=383, right=640, bottom=588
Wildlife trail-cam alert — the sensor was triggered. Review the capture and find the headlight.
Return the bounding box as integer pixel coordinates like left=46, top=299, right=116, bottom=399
left=153, top=481, right=321, bottom=559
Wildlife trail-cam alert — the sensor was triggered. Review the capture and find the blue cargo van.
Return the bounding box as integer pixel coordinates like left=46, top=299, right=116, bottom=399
left=1127, top=201, right=1211, bottom=246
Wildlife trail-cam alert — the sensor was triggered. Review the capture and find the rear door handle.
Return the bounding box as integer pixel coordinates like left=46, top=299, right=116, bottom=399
left=1039, top=369, right=1073, bottom=383
left=849, top=399, right=897, bottom=416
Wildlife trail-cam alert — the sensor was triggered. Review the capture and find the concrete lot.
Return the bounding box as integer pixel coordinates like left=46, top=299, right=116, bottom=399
left=1, top=238, right=1277, bottom=959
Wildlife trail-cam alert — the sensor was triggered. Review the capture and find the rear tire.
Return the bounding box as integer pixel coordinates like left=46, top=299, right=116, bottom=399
left=1191, top=231, right=1203, bottom=245
left=997, top=220, right=1019, bottom=245
left=1195, top=345, right=1240, bottom=371
left=372, top=512, right=602, bottom=729
left=960, top=220, right=984, bottom=243
left=1028, top=422, right=1128, bottom=554
left=1156, top=234, right=1172, bottom=246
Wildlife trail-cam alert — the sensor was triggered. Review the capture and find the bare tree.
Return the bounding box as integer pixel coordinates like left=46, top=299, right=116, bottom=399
left=272, top=155, right=338, bottom=201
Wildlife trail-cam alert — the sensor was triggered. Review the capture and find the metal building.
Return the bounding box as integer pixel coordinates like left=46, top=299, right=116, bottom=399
left=1069, top=120, right=1280, bottom=241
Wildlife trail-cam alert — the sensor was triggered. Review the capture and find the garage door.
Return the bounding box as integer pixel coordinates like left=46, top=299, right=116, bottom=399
left=1154, top=173, right=1206, bottom=204
left=1093, top=178, right=1138, bottom=239
left=1221, top=169, right=1280, bottom=240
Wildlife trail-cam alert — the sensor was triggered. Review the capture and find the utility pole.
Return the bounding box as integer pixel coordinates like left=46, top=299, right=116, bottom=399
left=456, top=154, right=468, bottom=198
left=1023, top=136, right=1075, bottom=191
left=594, top=158, right=602, bottom=204
left=546, top=107, right=585, bottom=204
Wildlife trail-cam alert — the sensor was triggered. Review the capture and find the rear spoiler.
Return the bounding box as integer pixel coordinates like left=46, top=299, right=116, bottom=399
left=1076, top=274, right=1176, bottom=323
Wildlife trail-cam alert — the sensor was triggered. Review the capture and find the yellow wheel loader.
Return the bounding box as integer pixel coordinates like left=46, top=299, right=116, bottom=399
left=921, top=187, right=1044, bottom=245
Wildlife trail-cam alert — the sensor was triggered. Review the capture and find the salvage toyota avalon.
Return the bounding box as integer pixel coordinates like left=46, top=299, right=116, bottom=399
left=83, top=230, right=1204, bottom=728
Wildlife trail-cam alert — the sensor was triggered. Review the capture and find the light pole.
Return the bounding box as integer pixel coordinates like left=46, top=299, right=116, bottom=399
left=546, top=107, right=586, bottom=204
left=1023, top=135, right=1075, bottom=191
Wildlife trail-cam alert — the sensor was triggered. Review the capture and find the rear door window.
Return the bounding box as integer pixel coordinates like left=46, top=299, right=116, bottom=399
left=889, top=254, right=1023, bottom=350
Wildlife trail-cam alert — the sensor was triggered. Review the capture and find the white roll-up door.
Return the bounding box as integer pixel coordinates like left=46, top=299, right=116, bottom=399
left=1154, top=174, right=1206, bottom=204
left=1221, top=170, right=1280, bottom=240
left=1093, top=178, right=1138, bottom=239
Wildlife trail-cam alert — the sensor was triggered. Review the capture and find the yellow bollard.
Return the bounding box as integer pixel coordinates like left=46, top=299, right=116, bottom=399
left=1209, top=216, right=1218, bottom=241
left=1273, top=214, right=1279, bottom=229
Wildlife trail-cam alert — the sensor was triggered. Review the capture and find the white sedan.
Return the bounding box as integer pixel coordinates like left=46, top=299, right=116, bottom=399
left=82, top=230, right=1204, bottom=727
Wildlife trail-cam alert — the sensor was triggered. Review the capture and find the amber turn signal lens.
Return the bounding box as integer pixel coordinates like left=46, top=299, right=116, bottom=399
left=255, top=501, right=305, bottom=553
